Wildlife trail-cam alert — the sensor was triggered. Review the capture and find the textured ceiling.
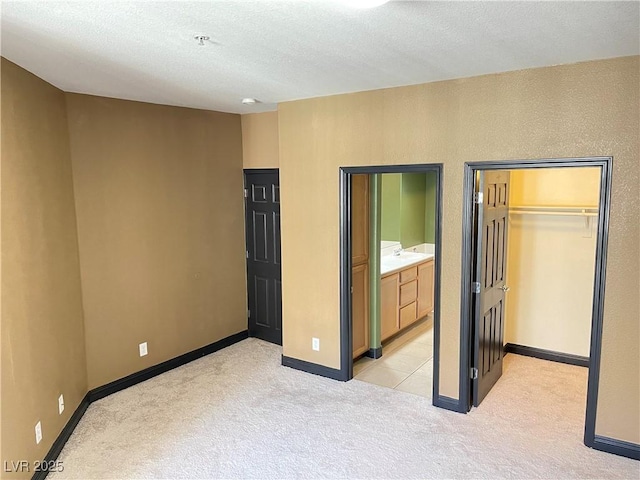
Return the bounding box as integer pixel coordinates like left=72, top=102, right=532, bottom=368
left=1, top=1, right=638, bottom=114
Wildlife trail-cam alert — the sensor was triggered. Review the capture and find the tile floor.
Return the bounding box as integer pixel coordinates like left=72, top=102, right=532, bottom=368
left=353, top=316, right=433, bottom=399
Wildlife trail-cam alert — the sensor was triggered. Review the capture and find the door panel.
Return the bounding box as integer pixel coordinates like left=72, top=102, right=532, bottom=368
left=351, top=175, right=370, bottom=266
left=252, top=212, right=269, bottom=262
left=473, top=170, right=510, bottom=406
left=245, top=170, right=282, bottom=345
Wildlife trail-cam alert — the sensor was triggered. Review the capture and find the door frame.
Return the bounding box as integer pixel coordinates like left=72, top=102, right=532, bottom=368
left=243, top=168, right=282, bottom=344
left=339, top=164, right=447, bottom=408
left=459, top=157, right=613, bottom=451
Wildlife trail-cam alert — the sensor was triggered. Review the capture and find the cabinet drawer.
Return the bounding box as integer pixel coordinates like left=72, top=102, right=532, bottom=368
left=399, top=302, right=417, bottom=329
left=400, top=266, right=417, bottom=283
left=399, top=280, right=417, bottom=307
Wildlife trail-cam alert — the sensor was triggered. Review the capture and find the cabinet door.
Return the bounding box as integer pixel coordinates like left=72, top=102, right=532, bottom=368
left=351, top=174, right=369, bottom=266
left=417, top=260, right=435, bottom=319
left=352, top=263, right=369, bottom=358
left=381, top=273, right=399, bottom=341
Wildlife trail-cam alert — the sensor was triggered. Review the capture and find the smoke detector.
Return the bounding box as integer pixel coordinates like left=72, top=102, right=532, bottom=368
left=194, top=35, right=210, bottom=46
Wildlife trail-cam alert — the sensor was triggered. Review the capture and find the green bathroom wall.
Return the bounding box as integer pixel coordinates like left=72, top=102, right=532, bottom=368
left=380, top=173, right=401, bottom=241
left=425, top=172, right=437, bottom=244
left=380, top=172, right=436, bottom=248
left=400, top=173, right=427, bottom=248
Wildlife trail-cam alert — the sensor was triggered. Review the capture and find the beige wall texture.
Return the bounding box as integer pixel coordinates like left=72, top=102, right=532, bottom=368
left=65, top=94, right=247, bottom=389
left=278, top=56, right=639, bottom=444
left=1, top=59, right=88, bottom=479
left=505, top=168, right=600, bottom=357
left=241, top=111, right=279, bottom=169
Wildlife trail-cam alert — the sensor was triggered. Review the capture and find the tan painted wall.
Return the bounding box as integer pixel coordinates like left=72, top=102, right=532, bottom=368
left=1, top=59, right=87, bottom=479
left=65, top=94, right=247, bottom=389
left=241, top=111, right=279, bottom=169
left=505, top=168, right=600, bottom=357
left=278, top=57, right=639, bottom=444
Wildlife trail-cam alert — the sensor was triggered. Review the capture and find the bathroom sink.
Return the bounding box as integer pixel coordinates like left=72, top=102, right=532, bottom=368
left=380, top=251, right=433, bottom=275
left=395, top=251, right=424, bottom=260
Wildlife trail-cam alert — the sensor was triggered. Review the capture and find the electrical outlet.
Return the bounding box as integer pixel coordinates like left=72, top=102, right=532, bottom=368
left=312, top=337, right=320, bottom=351
left=139, top=342, right=148, bottom=357
left=58, top=394, right=65, bottom=415
left=35, top=421, right=42, bottom=444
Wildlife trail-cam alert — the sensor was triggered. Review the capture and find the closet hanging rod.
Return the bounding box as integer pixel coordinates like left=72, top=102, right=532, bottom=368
left=509, top=205, right=598, bottom=217
left=509, top=210, right=598, bottom=217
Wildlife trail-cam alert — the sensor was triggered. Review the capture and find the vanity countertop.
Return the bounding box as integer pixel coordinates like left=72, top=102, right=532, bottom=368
left=380, top=252, right=434, bottom=276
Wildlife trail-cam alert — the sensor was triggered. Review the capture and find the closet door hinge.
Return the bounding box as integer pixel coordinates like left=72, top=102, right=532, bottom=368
left=472, top=282, right=481, bottom=294
left=474, top=192, right=484, bottom=204
left=470, top=368, right=478, bottom=380
left=247, top=310, right=251, bottom=318
left=244, top=188, right=248, bottom=198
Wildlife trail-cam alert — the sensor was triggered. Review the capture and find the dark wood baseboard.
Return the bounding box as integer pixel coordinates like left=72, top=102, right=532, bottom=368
left=590, top=435, right=640, bottom=461
left=30, top=330, right=248, bottom=480
left=281, top=355, right=348, bottom=381
left=31, top=394, right=90, bottom=480
left=89, top=330, right=248, bottom=402
left=504, top=343, right=589, bottom=368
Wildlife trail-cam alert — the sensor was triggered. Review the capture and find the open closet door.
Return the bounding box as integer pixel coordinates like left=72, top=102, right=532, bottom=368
left=472, top=170, right=510, bottom=406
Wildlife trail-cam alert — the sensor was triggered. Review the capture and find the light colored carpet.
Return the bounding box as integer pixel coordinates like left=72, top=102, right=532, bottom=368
left=50, top=338, right=638, bottom=479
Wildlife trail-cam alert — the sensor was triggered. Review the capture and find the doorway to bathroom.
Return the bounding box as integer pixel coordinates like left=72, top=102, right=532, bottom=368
left=459, top=157, right=613, bottom=452
left=339, top=164, right=449, bottom=408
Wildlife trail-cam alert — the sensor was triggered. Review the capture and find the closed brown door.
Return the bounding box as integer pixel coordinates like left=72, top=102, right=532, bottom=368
left=472, top=170, right=510, bottom=406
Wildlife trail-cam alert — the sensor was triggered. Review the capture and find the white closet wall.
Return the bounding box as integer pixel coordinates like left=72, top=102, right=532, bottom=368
left=505, top=167, right=600, bottom=357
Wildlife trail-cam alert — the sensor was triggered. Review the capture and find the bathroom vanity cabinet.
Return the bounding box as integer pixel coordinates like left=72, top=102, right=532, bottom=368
left=417, top=260, right=435, bottom=319
left=380, top=258, right=434, bottom=342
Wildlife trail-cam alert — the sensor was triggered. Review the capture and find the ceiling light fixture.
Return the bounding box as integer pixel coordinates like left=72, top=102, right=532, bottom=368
left=194, top=35, right=210, bottom=46
left=241, top=98, right=258, bottom=105
left=339, top=0, right=391, bottom=8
